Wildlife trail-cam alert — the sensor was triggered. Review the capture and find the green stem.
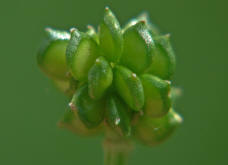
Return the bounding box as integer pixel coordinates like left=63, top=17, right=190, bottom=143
left=103, top=130, right=133, bottom=165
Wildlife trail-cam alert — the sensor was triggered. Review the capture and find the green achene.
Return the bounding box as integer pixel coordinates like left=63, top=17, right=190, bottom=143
left=120, top=21, right=155, bottom=74
left=66, top=28, right=99, bottom=81
left=37, top=28, right=70, bottom=80
left=141, top=74, right=171, bottom=118
left=70, top=85, right=105, bottom=128
left=146, top=35, right=176, bottom=80
left=134, top=109, right=182, bottom=146
left=114, top=65, right=144, bottom=111
left=59, top=107, right=103, bottom=136
left=99, top=7, right=123, bottom=63
left=88, top=56, right=113, bottom=100
left=106, top=96, right=132, bottom=136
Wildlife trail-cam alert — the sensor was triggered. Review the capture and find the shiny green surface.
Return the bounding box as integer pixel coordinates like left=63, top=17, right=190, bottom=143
left=71, top=85, right=105, bottom=128
left=141, top=74, right=171, bottom=118
left=0, top=0, right=227, bottom=165
left=88, top=56, right=113, bottom=100
left=105, top=96, right=131, bottom=136
left=114, top=66, right=144, bottom=111
left=120, top=22, right=155, bottom=74
left=37, top=29, right=70, bottom=80
left=146, top=35, right=176, bottom=80
left=134, top=109, right=182, bottom=146
left=66, top=29, right=99, bottom=81
left=59, top=107, right=103, bottom=136
left=99, top=7, right=123, bottom=62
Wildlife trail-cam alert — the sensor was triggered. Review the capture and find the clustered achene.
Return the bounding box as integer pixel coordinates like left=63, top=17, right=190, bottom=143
left=37, top=7, right=182, bottom=147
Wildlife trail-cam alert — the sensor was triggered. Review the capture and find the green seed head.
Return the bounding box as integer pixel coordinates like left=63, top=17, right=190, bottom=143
left=37, top=7, right=182, bottom=146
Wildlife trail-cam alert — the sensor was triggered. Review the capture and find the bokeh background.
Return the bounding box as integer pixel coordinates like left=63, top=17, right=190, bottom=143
left=0, top=0, right=227, bottom=164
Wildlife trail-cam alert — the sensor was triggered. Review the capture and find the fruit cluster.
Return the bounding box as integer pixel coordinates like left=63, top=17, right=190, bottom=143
left=37, top=7, right=182, bottom=146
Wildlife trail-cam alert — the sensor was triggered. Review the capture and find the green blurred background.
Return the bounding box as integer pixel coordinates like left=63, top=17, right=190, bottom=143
left=0, top=0, right=227, bottom=164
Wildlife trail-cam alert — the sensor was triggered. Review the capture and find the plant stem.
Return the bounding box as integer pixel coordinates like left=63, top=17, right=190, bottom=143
left=103, top=130, right=133, bottom=165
